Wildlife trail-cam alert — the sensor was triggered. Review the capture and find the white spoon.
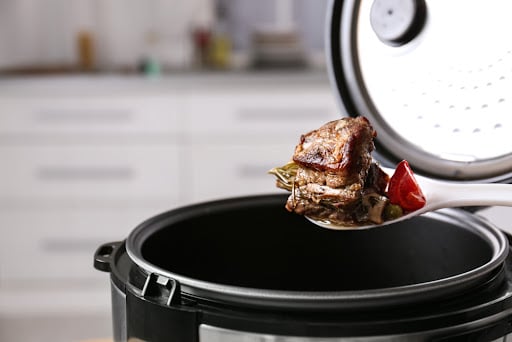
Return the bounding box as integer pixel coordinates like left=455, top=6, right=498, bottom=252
left=307, top=167, right=512, bottom=230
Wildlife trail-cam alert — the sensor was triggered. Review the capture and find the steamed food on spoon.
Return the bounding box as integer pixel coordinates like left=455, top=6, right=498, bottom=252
left=269, top=116, right=426, bottom=229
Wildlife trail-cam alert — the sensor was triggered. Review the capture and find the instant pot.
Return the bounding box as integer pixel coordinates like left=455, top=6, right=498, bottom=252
left=94, top=0, right=512, bottom=341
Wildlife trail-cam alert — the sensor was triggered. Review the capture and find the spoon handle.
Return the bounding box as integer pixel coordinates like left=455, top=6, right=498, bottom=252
left=427, top=182, right=512, bottom=209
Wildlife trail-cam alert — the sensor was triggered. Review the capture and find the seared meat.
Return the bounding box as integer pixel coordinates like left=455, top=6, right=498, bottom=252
left=270, top=116, right=391, bottom=226
left=292, top=116, right=376, bottom=183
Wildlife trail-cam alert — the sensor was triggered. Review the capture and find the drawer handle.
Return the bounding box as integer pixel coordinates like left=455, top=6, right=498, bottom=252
left=37, top=166, right=134, bottom=181
left=35, top=109, right=133, bottom=124
left=237, top=107, right=331, bottom=121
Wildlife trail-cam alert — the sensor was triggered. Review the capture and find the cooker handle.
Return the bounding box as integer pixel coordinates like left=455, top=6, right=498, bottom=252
left=142, top=273, right=182, bottom=306
left=94, top=241, right=122, bottom=272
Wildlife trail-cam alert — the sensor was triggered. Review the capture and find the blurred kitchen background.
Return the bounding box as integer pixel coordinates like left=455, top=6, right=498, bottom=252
left=0, top=1, right=511, bottom=341
left=0, top=1, right=341, bottom=341
left=0, top=0, right=329, bottom=73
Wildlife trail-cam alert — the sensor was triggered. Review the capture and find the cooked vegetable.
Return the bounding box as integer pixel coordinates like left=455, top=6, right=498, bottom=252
left=268, top=161, right=298, bottom=192
left=383, top=203, right=404, bottom=221
left=387, top=160, right=426, bottom=212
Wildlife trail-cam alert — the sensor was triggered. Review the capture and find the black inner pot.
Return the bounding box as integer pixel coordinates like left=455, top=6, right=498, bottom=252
left=139, top=195, right=494, bottom=292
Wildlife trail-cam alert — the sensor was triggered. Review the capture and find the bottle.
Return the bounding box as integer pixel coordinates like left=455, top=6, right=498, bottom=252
left=208, top=1, right=231, bottom=69
left=77, top=30, right=95, bottom=71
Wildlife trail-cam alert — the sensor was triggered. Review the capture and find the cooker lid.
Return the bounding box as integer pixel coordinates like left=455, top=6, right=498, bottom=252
left=327, top=0, right=512, bottom=182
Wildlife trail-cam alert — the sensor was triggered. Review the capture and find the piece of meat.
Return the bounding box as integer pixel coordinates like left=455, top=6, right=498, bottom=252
left=292, top=116, right=376, bottom=184
left=286, top=116, right=376, bottom=216
left=269, top=116, right=424, bottom=226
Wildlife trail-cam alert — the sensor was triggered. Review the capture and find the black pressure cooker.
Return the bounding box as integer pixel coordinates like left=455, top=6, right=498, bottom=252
left=94, top=0, right=512, bottom=341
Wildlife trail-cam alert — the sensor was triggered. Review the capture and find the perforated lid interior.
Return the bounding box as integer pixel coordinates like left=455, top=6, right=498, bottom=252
left=330, top=0, right=512, bottom=181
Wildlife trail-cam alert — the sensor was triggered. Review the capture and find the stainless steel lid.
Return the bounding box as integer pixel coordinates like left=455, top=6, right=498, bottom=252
left=327, top=0, right=512, bottom=182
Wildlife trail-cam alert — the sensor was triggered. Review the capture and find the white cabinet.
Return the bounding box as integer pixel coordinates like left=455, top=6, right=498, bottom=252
left=0, top=78, right=190, bottom=330
left=181, top=81, right=339, bottom=202
left=183, top=143, right=292, bottom=201
left=0, top=73, right=338, bottom=341
left=0, top=145, right=182, bottom=202
left=182, top=87, right=337, bottom=138
left=0, top=209, right=154, bottom=282
left=0, top=95, right=182, bottom=135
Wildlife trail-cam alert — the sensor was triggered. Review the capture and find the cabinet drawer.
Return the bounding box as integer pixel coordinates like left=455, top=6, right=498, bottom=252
left=183, top=88, right=339, bottom=140
left=0, top=95, right=181, bottom=136
left=0, top=208, right=163, bottom=282
left=183, top=144, right=291, bottom=202
left=0, top=145, right=182, bottom=202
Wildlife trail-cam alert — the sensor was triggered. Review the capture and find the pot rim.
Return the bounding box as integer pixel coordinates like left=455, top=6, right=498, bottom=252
left=125, top=194, right=509, bottom=311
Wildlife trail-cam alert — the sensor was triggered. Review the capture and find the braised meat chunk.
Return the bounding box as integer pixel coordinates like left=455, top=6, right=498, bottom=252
left=269, top=116, right=394, bottom=226
left=292, top=117, right=375, bottom=178
left=292, top=116, right=376, bottom=190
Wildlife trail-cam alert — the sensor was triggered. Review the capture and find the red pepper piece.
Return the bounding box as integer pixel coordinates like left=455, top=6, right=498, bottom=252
left=387, top=160, right=426, bottom=212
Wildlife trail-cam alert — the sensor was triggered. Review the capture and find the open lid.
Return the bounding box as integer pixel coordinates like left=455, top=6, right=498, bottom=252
left=326, top=0, right=512, bottom=183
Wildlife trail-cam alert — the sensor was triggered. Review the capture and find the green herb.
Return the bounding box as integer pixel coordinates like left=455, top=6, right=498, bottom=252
left=268, top=161, right=298, bottom=191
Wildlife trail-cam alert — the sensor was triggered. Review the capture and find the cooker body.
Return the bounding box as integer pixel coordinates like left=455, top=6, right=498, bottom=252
left=106, top=262, right=512, bottom=342
left=96, top=194, right=512, bottom=342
